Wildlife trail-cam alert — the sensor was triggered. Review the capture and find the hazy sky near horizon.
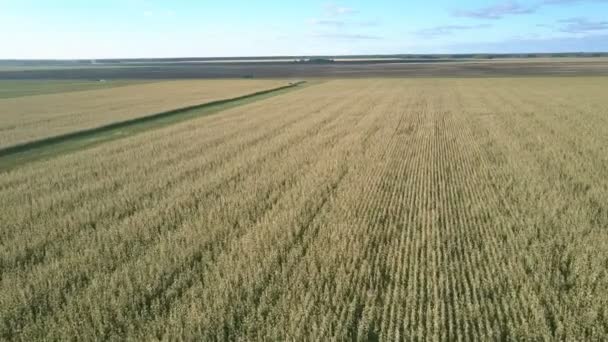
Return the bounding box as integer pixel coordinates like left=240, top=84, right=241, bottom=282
left=1, top=0, right=608, bottom=58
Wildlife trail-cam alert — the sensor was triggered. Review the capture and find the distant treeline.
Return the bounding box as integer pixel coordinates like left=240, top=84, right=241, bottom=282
left=1, top=52, right=607, bottom=66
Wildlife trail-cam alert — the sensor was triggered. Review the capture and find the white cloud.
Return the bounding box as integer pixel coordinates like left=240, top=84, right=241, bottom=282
left=324, top=3, right=357, bottom=16
left=415, top=24, right=492, bottom=38
left=559, top=17, right=608, bottom=33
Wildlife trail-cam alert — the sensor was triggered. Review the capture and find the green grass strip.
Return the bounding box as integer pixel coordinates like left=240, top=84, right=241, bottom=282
left=0, top=81, right=308, bottom=172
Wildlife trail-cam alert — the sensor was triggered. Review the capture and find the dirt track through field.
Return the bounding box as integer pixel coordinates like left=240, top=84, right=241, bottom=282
left=0, top=79, right=289, bottom=150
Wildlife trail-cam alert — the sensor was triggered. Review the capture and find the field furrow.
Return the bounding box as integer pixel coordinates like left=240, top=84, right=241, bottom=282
left=0, top=80, right=291, bottom=149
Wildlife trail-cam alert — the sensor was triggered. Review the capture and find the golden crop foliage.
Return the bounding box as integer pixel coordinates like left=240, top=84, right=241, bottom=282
left=0, top=78, right=607, bottom=340
left=0, top=79, right=288, bottom=149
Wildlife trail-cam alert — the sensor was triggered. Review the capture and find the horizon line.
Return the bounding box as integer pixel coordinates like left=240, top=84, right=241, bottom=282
left=2, top=51, right=608, bottom=62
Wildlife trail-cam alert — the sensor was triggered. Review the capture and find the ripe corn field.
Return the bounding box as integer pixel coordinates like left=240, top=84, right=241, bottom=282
left=0, top=79, right=288, bottom=150
left=1, top=78, right=607, bottom=340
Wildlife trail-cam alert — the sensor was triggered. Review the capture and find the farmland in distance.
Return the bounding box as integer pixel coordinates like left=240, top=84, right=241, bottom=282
left=0, top=79, right=150, bottom=99
left=1, top=78, right=607, bottom=340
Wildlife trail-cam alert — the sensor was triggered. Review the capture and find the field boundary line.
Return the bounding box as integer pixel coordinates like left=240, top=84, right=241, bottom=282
left=0, top=81, right=308, bottom=171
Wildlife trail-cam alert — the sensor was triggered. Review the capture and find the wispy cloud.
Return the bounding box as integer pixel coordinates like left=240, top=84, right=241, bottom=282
left=311, top=19, right=346, bottom=27
left=315, top=33, right=381, bottom=40
left=559, top=17, right=608, bottom=33
left=324, top=3, right=358, bottom=16
left=309, top=4, right=383, bottom=43
left=310, top=19, right=380, bottom=27
left=350, top=20, right=380, bottom=27
left=415, top=24, right=492, bottom=37
left=454, top=0, right=608, bottom=19
left=453, top=1, right=536, bottom=19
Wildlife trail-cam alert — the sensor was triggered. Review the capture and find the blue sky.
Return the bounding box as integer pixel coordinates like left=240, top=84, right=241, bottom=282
left=1, top=0, right=607, bottom=58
